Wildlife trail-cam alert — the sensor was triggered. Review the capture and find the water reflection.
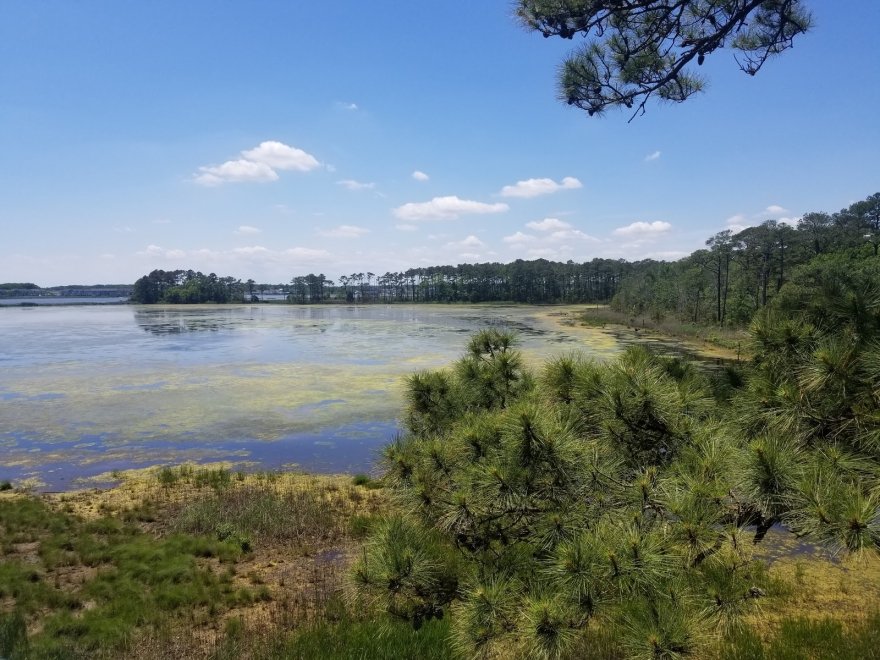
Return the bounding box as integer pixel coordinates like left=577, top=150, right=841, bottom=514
left=1, top=304, right=725, bottom=490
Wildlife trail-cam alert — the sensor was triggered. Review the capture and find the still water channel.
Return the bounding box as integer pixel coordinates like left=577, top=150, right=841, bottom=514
left=0, top=304, right=692, bottom=489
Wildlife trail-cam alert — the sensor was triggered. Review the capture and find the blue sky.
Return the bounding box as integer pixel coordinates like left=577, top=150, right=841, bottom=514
left=1, top=1, right=878, bottom=286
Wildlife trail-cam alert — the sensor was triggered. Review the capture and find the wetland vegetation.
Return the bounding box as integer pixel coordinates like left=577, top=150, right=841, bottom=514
left=3, top=240, right=880, bottom=657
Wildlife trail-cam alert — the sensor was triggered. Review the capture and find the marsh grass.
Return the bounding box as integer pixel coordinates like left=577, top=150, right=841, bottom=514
left=170, top=472, right=381, bottom=554
left=720, top=613, right=880, bottom=659
left=5, top=464, right=878, bottom=659
left=577, top=306, right=747, bottom=356
left=0, top=496, right=250, bottom=658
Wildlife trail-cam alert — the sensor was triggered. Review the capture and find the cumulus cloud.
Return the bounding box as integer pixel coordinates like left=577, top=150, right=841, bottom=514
left=446, top=235, right=485, bottom=249
left=499, top=176, right=582, bottom=199
left=725, top=214, right=750, bottom=232
left=231, top=245, right=271, bottom=257
left=234, top=225, right=261, bottom=235
left=194, top=141, right=320, bottom=186
left=548, top=229, right=599, bottom=243
left=138, top=244, right=331, bottom=269
left=501, top=220, right=598, bottom=263
left=393, top=196, right=509, bottom=221
left=338, top=102, right=358, bottom=111
left=644, top=150, right=662, bottom=162
left=526, top=218, right=572, bottom=232
left=285, top=247, right=331, bottom=260
left=412, top=170, right=430, bottom=182
left=319, top=225, right=370, bottom=238
left=241, top=141, right=321, bottom=172
left=140, top=244, right=187, bottom=260
left=613, top=221, right=672, bottom=237
left=194, top=159, right=279, bottom=186
left=502, top=231, right=536, bottom=244
left=724, top=206, right=799, bottom=233
left=337, top=179, right=375, bottom=191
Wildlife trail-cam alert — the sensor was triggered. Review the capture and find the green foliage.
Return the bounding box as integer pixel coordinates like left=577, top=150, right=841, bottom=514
left=404, top=329, right=533, bottom=438
left=271, top=614, right=453, bottom=660
left=357, top=309, right=880, bottom=657
left=516, top=1, right=811, bottom=118
left=354, top=516, right=459, bottom=624
left=0, top=612, right=28, bottom=658
left=131, top=268, right=246, bottom=304
left=0, top=497, right=248, bottom=657
left=358, top=333, right=767, bottom=656
left=610, top=193, right=880, bottom=329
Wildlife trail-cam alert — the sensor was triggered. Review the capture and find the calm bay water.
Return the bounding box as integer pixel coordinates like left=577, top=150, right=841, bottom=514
left=0, top=304, right=624, bottom=489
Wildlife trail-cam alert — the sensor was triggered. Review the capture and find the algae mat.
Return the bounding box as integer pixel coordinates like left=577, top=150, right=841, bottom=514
left=0, top=304, right=623, bottom=489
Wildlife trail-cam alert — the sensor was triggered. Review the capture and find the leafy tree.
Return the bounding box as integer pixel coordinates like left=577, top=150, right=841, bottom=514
left=516, top=0, right=812, bottom=119
left=356, top=268, right=880, bottom=657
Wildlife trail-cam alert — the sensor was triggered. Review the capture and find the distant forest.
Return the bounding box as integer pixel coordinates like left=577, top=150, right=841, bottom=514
left=127, top=191, right=879, bottom=326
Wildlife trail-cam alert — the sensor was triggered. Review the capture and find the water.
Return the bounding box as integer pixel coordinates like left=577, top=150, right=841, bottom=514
left=0, top=297, right=129, bottom=306
left=0, top=304, right=627, bottom=489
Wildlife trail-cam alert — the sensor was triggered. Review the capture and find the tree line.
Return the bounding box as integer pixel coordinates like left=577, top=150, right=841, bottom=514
left=129, top=192, right=878, bottom=318
left=289, top=259, right=629, bottom=305
left=131, top=270, right=248, bottom=304
left=611, top=192, right=880, bottom=326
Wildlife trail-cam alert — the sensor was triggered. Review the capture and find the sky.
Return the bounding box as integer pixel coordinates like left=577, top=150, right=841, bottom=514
left=1, top=1, right=878, bottom=286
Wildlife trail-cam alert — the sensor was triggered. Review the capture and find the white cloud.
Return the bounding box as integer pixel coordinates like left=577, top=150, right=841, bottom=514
left=284, top=247, right=331, bottom=261
left=319, top=225, right=370, bottom=238
left=140, top=244, right=187, bottom=260
left=393, top=196, right=509, bottom=221
left=548, top=229, right=599, bottom=243
left=613, top=221, right=672, bottom=237
left=412, top=170, right=430, bottom=182
left=526, top=248, right=559, bottom=259
left=526, top=218, right=571, bottom=232
left=725, top=214, right=749, bottom=231
left=502, top=231, right=536, bottom=244
left=194, top=159, right=279, bottom=186
left=446, top=235, right=485, bottom=249
left=137, top=244, right=331, bottom=265
left=337, top=179, right=375, bottom=191
left=499, top=176, right=582, bottom=199
left=338, top=102, right=358, bottom=111
left=395, top=224, right=418, bottom=231
left=234, top=225, right=261, bottom=235
left=724, top=208, right=799, bottom=233
left=644, top=150, right=662, bottom=162
left=242, top=141, right=320, bottom=172
left=231, top=245, right=270, bottom=257
left=194, top=141, right=320, bottom=186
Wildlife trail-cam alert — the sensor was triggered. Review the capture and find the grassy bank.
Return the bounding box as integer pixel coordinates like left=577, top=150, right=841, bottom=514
left=567, top=305, right=749, bottom=359
left=1, top=465, right=878, bottom=658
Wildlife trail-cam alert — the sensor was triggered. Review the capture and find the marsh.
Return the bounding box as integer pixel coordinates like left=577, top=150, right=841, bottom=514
left=0, top=303, right=663, bottom=489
